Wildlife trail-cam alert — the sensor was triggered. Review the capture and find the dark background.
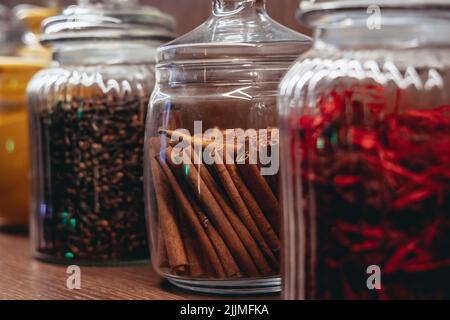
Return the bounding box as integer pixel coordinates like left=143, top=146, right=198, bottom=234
left=0, top=0, right=311, bottom=36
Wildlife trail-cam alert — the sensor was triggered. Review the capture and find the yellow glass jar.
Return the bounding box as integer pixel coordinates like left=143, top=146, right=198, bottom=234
left=0, top=58, right=46, bottom=228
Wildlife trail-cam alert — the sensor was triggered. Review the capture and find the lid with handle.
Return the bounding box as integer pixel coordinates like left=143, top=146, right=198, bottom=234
left=41, top=0, right=176, bottom=44
left=158, top=0, right=311, bottom=62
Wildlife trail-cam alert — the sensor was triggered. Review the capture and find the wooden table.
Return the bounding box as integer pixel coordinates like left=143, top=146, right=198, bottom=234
left=0, top=232, right=279, bottom=300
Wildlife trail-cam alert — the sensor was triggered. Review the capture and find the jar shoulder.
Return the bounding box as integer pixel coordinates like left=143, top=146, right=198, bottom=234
left=27, top=64, right=156, bottom=99
left=279, top=48, right=450, bottom=106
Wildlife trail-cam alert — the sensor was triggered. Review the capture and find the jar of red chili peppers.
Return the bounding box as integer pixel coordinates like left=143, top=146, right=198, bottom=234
left=279, top=0, right=450, bottom=300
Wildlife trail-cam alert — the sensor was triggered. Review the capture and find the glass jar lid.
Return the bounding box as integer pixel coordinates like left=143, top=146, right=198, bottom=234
left=299, top=0, right=450, bottom=27
left=158, top=0, right=311, bottom=62
left=41, top=0, right=176, bottom=44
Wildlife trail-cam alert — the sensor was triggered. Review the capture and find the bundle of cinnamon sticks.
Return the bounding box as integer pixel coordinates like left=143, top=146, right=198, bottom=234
left=149, top=128, right=281, bottom=279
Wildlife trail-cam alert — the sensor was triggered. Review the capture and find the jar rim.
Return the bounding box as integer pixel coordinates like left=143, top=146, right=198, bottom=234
left=41, top=1, right=176, bottom=44
left=298, top=0, right=450, bottom=27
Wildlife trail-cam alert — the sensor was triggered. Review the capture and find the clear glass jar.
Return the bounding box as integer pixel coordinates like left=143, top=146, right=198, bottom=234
left=14, top=4, right=61, bottom=61
left=27, top=0, right=175, bottom=264
left=0, top=5, right=47, bottom=230
left=145, top=0, right=311, bottom=294
left=279, top=0, right=450, bottom=299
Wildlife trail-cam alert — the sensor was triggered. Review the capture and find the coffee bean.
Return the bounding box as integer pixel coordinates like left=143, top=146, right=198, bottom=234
left=36, top=95, right=149, bottom=263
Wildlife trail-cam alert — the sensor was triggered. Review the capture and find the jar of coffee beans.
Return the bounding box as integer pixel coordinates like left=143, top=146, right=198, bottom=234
left=27, top=0, right=175, bottom=265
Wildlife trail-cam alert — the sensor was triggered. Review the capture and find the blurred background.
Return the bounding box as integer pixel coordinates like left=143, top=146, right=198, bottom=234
left=0, top=0, right=311, bottom=36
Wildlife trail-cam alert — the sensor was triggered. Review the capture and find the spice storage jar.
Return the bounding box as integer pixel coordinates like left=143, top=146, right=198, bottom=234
left=14, top=4, right=60, bottom=61
left=145, top=0, right=311, bottom=294
left=27, top=0, right=175, bottom=264
left=0, top=5, right=47, bottom=229
left=279, top=0, right=450, bottom=299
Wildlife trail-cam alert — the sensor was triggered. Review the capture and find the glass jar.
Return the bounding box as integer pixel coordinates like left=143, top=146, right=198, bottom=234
left=145, top=0, right=311, bottom=294
left=0, top=59, right=46, bottom=230
left=279, top=0, right=450, bottom=299
left=14, top=4, right=61, bottom=61
left=27, top=0, right=175, bottom=264
left=0, top=5, right=47, bottom=230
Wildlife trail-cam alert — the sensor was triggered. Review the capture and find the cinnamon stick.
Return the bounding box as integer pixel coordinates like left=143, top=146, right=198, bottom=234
left=150, top=138, right=188, bottom=274
left=189, top=197, right=241, bottom=278
left=225, top=159, right=281, bottom=253
left=263, top=132, right=280, bottom=201
left=178, top=210, right=205, bottom=278
left=156, top=224, right=169, bottom=269
left=185, top=236, right=205, bottom=278
left=159, top=128, right=237, bottom=152
left=264, top=172, right=279, bottom=200
left=191, top=137, right=280, bottom=274
left=168, top=156, right=240, bottom=278
left=164, top=146, right=260, bottom=277
left=156, top=154, right=227, bottom=278
left=203, top=251, right=216, bottom=277
left=191, top=148, right=278, bottom=271
left=238, top=155, right=281, bottom=232
left=213, top=149, right=278, bottom=272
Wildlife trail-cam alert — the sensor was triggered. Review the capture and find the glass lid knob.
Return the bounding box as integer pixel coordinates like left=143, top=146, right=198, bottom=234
left=212, top=0, right=266, bottom=15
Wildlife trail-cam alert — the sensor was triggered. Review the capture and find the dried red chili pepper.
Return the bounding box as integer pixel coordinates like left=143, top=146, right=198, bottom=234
left=292, top=86, right=450, bottom=299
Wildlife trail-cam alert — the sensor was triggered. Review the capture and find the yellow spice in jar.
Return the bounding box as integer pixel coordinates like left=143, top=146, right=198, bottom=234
left=0, top=58, right=45, bottom=227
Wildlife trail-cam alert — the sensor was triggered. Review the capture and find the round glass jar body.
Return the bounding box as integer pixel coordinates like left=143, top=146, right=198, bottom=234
left=27, top=0, right=175, bottom=264
left=145, top=0, right=311, bottom=294
left=27, top=42, right=158, bottom=264
left=279, top=1, right=450, bottom=299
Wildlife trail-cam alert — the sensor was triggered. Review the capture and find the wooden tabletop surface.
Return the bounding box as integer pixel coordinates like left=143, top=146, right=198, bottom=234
left=0, top=232, right=279, bottom=300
